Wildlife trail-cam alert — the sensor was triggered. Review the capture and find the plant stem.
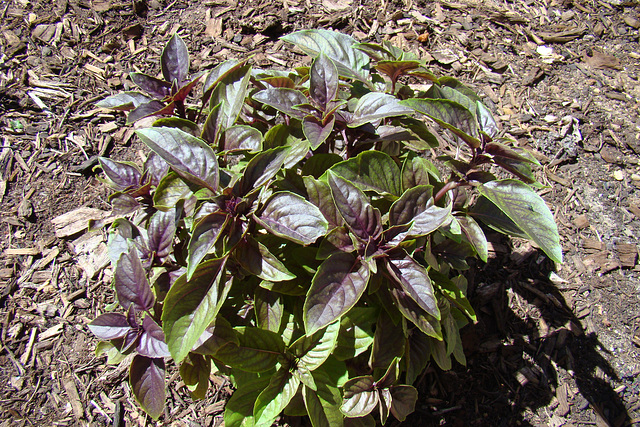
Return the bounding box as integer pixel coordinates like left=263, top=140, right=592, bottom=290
left=434, top=180, right=460, bottom=203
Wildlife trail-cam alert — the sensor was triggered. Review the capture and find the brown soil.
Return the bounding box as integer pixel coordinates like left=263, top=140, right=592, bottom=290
left=1, top=0, right=640, bottom=425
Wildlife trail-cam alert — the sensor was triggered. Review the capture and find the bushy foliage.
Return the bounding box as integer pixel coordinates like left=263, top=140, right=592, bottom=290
left=89, top=30, right=562, bottom=425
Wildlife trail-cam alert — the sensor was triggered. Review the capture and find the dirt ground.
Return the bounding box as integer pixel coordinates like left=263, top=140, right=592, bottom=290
left=1, top=0, right=640, bottom=425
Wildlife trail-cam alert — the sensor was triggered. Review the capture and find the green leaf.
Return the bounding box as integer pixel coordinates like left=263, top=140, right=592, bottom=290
left=304, top=361, right=347, bottom=427
left=236, top=236, right=296, bottom=282
left=477, top=179, right=562, bottom=263
left=255, top=192, right=329, bottom=245
left=254, top=287, right=284, bottom=332
left=340, top=376, right=378, bottom=418
left=349, top=93, right=413, bottom=128
left=193, top=317, right=238, bottom=355
left=369, top=311, right=405, bottom=370
left=333, top=307, right=377, bottom=361
left=328, top=151, right=402, bottom=197
left=327, top=172, right=382, bottom=241
left=457, top=215, right=488, bottom=262
left=253, top=368, right=301, bottom=426
left=215, top=327, right=285, bottom=373
left=136, top=127, right=219, bottom=192
left=179, top=353, right=211, bottom=400
left=387, top=253, right=439, bottom=319
left=304, top=253, right=370, bottom=335
left=281, top=30, right=370, bottom=84
left=290, top=320, right=339, bottom=370
left=386, top=282, right=442, bottom=339
left=400, top=98, right=481, bottom=148
left=152, top=117, right=200, bottom=135
left=429, top=269, right=476, bottom=323
left=95, top=341, right=126, bottom=365
left=405, top=330, right=430, bottom=384
left=389, top=385, right=418, bottom=422
left=224, top=125, right=263, bottom=152
left=302, top=153, right=343, bottom=178
left=310, top=54, right=339, bottom=110
left=162, top=258, right=227, bottom=363
left=209, top=64, right=252, bottom=130
left=187, top=212, right=229, bottom=280
left=224, top=375, right=271, bottom=427
left=153, top=172, right=194, bottom=210
left=237, top=147, right=290, bottom=196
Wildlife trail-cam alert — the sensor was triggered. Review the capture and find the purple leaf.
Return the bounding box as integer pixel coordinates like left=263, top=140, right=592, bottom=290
left=252, top=88, right=308, bottom=119
left=172, top=73, right=203, bottom=102
left=401, top=156, right=434, bottom=191
left=410, top=203, right=452, bottom=237
left=202, top=59, right=242, bottom=99
left=209, top=64, right=252, bottom=130
left=303, top=115, right=335, bottom=150
left=327, top=171, right=382, bottom=241
left=304, top=252, right=370, bottom=335
left=255, top=192, right=329, bottom=246
left=152, top=117, right=201, bottom=136
left=317, top=226, right=354, bottom=260
left=340, top=376, right=378, bottom=417
left=303, top=176, right=343, bottom=229
left=375, top=60, right=420, bottom=81
left=386, top=284, right=441, bottom=339
left=328, top=151, right=402, bottom=196
left=148, top=209, right=176, bottom=260
left=201, top=103, right=223, bottom=146
left=138, top=316, right=171, bottom=358
left=237, top=147, right=289, bottom=196
left=130, top=72, right=171, bottom=98
left=161, top=33, right=189, bottom=84
left=136, top=127, right=219, bottom=193
left=144, top=152, right=170, bottom=187
left=187, top=212, right=229, bottom=279
left=129, top=355, right=166, bottom=420
left=126, top=100, right=172, bottom=124
left=310, top=54, right=338, bottom=111
left=390, top=385, right=418, bottom=422
left=96, top=91, right=151, bottom=111
left=223, top=125, right=262, bottom=152
left=88, top=313, right=131, bottom=340
left=389, top=185, right=434, bottom=227
left=254, top=287, right=284, bottom=333
left=387, top=254, right=439, bottom=320
left=115, top=248, right=155, bottom=312
left=99, top=157, right=142, bottom=191
left=476, top=101, right=498, bottom=137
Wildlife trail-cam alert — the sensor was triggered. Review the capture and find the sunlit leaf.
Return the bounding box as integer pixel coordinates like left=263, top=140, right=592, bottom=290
left=209, top=64, right=252, bottom=129
left=389, top=185, right=433, bottom=226
left=187, top=212, right=229, bottom=279
left=328, top=151, right=402, bottom=196
left=215, top=327, right=285, bottom=373
left=237, top=147, right=289, bottom=196
left=130, top=356, right=165, bottom=420
left=254, top=287, right=284, bottom=332
left=387, top=254, right=439, bottom=319
left=349, top=93, right=413, bottom=128
left=96, top=91, right=151, bottom=111
left=477, top=180, right=562, bottom=263
left=162, top=258, right=227, bottom=363
left=152, top=117, right=201, bottom=136
left=304, top=176, right=343, bottom=229
left=98, top=158, right=142, bottom=191
left=290, top=320, right=339, bottom=371
left=88, top=313, right=131, bottom=341
left=340, top=376, right=378, bottom=417
left=224, top=375, right=271, bottom=427
left=252, top=88, right=308, bottom=119
left=254, top=368, right=301, bottom=426
left=333, top=307, right=377, bottom=361
left=310, top=54, right=339, bottom=110
left=256, top=192, right=329, bottom=245
left=136, top=127, right=219, bottom=192
left=148, top=209, right=176, bottom=259
left=457, top=215, right=488, bottom=262
left=282, top=30, right=370, bottom=84
left=303, top=115, right=335, bottom=150
left=327, top=172, right=382, bottom=240
left=161, top=33, right=189, bottom=83
left=138, top=316, right=171, bottom=358
left=115, top=248, right=154, bottom=312
left=153, top=172, right=194, bottom=210
left=130, top=72, right=171, bottom=98
left=375, top=60, right=420, bottom=82
left=400, top=98, right=481, bottom=148
left=224, top=125, right=262, bottom=152
left=304, top=252, right=370, bottom=335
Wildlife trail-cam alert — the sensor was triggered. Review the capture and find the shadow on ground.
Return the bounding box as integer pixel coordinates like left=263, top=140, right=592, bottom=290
left=400, top=234, right=628, bottom=427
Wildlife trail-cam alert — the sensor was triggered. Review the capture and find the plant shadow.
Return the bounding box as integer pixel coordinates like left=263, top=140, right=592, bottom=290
left=399, top=234, right=630, bottom=427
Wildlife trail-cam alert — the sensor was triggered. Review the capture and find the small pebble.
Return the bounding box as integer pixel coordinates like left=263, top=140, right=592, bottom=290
left=613, top=170, right=625, bottom=181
